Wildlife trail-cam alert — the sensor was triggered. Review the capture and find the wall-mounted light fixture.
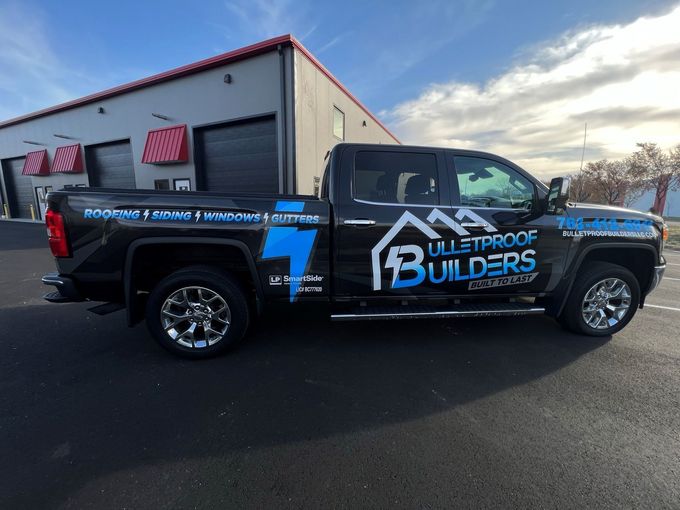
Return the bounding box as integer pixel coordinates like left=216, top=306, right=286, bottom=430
left=22, top=140, right=44, bottom=145
left=362, top=120, right=367, bottom=127
left=224, top=73, right=232, bottom=84
left=53, top=134, right=74, bottom=139
left=97, top=107, right=105, bottom=114
left=152, top=112, right=171, bottom=121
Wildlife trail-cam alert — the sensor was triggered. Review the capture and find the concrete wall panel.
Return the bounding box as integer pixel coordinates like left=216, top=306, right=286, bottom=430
left=293, top=48, right=398, bottom=195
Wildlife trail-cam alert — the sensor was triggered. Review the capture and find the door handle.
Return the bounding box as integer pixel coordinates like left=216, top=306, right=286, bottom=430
left=344, top=219, right=376, bottom=226
left=460, top=222, right=489, bottom=229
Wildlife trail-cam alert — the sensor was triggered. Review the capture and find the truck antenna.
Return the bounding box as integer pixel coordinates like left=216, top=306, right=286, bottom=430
left=579, top=122, right=587, bottom=171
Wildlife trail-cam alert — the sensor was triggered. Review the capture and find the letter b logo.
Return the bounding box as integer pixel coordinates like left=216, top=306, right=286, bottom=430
left=385, top=244, right=426, bottom=289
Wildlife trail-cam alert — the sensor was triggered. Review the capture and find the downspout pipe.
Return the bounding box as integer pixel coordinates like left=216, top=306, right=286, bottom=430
left=277, top=44, right=288, bottom=194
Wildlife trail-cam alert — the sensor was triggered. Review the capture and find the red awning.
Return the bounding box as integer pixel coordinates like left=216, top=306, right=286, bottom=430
left=22, top=149, right=50, bottom=176
left=141, top=124, right=188, bottom=164
left=52, top=144, right=84, bottom=173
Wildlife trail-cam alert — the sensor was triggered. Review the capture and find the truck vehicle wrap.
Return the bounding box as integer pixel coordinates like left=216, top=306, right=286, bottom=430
left=42, top=143, right=668, bottom=357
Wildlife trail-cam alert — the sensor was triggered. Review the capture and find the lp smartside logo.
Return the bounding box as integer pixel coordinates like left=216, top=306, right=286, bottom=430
left=269, top=275, right=283, bottom=285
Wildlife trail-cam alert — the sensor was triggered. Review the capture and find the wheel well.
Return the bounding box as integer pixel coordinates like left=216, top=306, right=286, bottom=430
left=127, top=243, right=259, bottom=324
left=131, top=243, right=256, bottom=293
left=580, top=247, right=654, bottom=293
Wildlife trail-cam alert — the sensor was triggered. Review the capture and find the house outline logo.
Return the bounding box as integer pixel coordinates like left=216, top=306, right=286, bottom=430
left=370, top=208, right=497, bottom=291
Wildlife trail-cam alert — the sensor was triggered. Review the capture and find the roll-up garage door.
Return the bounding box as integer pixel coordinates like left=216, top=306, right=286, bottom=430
left=195, top=116, right=278, bottom=193
left=1, top=157, right=34, bottom=219
left=85, top=140, right=136, bottom=189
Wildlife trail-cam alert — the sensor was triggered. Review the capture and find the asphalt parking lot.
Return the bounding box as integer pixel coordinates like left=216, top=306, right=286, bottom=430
left=1, top=221, right=679, bottom=509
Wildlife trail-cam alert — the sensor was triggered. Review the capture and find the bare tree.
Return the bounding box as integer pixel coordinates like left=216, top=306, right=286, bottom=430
left=621, top=156, right=647, bottom=207
left=582, top=160, right=633, bottom=206
left=569, top=171, right=594, bottom=202
left=629, top=143, right=680, bottom=214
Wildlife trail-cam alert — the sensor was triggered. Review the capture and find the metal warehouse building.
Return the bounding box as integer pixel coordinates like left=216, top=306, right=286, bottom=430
left=0, top=34, right=399, bottom=221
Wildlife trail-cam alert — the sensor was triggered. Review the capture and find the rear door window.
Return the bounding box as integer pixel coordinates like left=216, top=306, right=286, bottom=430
left=354, top=151, right=439, bottom=205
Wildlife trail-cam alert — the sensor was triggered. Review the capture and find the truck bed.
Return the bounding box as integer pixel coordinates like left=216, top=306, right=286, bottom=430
left=46, top=187, right=331, bottom=305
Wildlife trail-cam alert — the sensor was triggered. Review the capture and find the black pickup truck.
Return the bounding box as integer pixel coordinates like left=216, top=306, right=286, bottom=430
left=43, top=143, right=668, bottom=358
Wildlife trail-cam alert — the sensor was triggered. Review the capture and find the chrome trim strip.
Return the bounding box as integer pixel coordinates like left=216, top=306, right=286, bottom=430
left=331, top=307, right=545, bottom=321
left=352, top=197, right=530, bottom=212
left=353, top=198, right=439, bottom=208
left=41, top=275, right=64, bottom=286
left=647, top=263, right=666, bottom=294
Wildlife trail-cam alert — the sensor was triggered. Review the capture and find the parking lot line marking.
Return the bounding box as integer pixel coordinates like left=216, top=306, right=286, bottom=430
left=646, top=304, right=680, bottom=312
left=664, top=277, right=680, bottom=281
left=666, top=263, right=680, bottom=266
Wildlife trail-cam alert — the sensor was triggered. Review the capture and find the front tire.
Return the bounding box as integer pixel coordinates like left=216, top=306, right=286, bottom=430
left=559, top=261, right=640, bottom=336
left=145, top=267, right=250, bottom=358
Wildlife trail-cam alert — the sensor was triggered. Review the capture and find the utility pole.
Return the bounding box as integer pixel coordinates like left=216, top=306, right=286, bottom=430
left=579, top=123, right=588, bottom=171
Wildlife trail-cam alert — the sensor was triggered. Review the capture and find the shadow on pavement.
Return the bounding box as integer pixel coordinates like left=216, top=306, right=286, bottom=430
left=0, top=300, right=609, bottom=507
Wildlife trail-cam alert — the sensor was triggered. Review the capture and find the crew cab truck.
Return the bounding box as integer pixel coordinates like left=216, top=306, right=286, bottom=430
left=43, top=143, right=668, bottom=358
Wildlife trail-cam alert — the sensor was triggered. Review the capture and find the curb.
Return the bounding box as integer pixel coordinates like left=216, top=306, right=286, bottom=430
left=0, top=218, right=43, bottom=225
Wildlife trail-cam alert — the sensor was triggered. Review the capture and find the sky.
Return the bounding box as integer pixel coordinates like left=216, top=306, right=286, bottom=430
left=1, top=0, right=679, bottom=177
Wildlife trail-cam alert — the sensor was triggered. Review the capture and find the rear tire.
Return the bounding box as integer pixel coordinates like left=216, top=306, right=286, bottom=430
left=559, top=261, right=639, bottom=336
left=145, top=266, right=250, bottom=358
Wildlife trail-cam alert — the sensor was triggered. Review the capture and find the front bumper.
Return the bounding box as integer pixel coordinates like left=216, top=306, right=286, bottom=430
left=42, top=273, right=84, bottom=303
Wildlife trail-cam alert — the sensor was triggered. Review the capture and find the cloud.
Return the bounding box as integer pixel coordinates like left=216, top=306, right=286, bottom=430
left=220, top=0, right=341, bottom=58
left=342, top=0, right=494, bottom=100
left=223, top=0, right=308, bottom=39
left=386, top=5, right=680, bottom=178
left=316, top=34, right=347, bottom=55
left=0, top=3, right=75, bottom=119
left=216, top=0, right=494, bottom=104
left=0, top=2, right=140, bottom=121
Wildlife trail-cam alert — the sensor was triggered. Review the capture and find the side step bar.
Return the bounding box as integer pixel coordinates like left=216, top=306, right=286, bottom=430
left=331, top=303, right=545, bottom=321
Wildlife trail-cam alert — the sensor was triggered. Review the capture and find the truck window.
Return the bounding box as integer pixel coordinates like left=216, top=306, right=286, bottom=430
left=354, top=151, right=438, bottom=205
left=453, top=156, right=535, bottom=209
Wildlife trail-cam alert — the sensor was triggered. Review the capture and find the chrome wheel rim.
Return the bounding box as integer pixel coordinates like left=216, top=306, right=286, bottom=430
left=581, top=278, right=631, bottom=330
left=161, top=286, right=231, bottom=348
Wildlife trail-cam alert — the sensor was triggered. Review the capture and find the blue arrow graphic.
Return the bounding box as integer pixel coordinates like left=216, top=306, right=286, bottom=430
left=262, top=201, right=318, bottom=302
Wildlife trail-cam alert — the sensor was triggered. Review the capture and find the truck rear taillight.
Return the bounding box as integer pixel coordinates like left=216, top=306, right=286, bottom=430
left=45, top=209, right=70, bottom=258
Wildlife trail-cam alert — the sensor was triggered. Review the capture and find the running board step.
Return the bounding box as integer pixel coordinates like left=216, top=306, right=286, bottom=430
left=331, top=303, right=545, bottom=321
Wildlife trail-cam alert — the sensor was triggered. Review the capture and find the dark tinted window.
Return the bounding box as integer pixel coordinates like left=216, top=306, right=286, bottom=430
left=333, top=107, right=345, bottom=140
left=454, top=156, right=534, bottom=209
left=354, top=151, right=438, bottom=205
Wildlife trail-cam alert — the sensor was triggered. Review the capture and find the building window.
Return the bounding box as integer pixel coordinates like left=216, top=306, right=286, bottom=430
left=333, top=106, right=345, bottom=140
left=154, top=179, right=170, bottom=190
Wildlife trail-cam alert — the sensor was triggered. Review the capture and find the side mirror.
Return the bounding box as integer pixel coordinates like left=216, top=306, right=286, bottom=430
left=546, top=177, right=570, bottom=215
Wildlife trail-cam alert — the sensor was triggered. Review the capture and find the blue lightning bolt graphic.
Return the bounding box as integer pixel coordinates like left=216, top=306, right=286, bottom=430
left=385, top=246, right=405, bottom=288
left=261, top=201, right=318, bottom=302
